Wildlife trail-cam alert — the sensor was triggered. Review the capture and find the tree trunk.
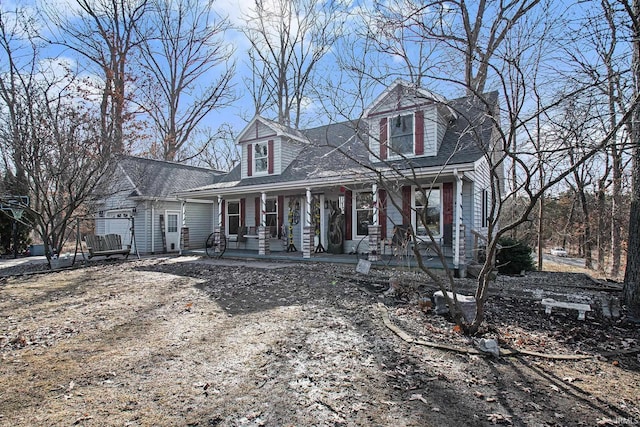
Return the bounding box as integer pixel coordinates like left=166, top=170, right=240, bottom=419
left=623, top=135, right=640, bottom=320
left=623, top=0, right=640, bottom=320
left=611, top=153, right=623, bottom=277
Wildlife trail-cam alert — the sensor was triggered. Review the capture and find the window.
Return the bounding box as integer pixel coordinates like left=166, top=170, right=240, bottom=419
left=481, top=189, right=489, bottom=228
left=167, top=214, right=178, bottom=233
left=227, top=201, right=240, bottom=235
left=354, top=191, right=374, bottom=236
left=254, top=142, right=268, bottom=173
left=414, top=187, right=441, bottom=237
left=390, top=113, right=414, bottom=156
left=265, top=198, right=278, bottom=236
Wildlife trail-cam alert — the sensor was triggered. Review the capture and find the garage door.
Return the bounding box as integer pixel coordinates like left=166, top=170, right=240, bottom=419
left=105, top=210, right=135, bottom=252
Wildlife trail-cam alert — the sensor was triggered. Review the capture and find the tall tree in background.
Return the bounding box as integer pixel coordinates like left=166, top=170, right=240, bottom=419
left=622, top=0, right=640, bottom=321
left=136, top=0, right=236, bottom=162
left=243, top=0, right=345, bottom=128
left=564, top=0, right=633, bottom=276
left=43, top=0, right=149, bottom=153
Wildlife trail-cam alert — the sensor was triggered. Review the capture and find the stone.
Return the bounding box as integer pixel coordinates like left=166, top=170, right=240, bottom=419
left=477, top=338, right=500, bottom=357
left=433, top=290, right=477, bottom=323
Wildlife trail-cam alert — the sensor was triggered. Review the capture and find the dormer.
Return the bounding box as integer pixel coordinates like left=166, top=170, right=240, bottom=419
left=364, top=79, right=456, bottom=162
left=236, top=116, right=309, bottom=180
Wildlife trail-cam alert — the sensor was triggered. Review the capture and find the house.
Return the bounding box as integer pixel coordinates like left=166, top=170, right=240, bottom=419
left=174, top=79, right=503, bottom=275
left=94, top=156, right=222, bottom=254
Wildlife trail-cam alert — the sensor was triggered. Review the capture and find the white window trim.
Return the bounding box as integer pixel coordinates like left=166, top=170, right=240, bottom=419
left=387, top=112, right=416, bottom=159
left=412, top=185, right=442, bottom=238
left=264, top=197, right=278, bottom=231
left=226, top=199, right=241, bottom=236
left=353, top=190, right=374, bottom=238
left=253, top=142, right=268, bottom=175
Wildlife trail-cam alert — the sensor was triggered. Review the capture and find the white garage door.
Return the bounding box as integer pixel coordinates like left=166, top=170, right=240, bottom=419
left=105, top=210, right=135, bottom=251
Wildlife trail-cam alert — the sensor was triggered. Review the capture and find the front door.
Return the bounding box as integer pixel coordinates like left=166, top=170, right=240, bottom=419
left=165, top=211, right=180, bottom=252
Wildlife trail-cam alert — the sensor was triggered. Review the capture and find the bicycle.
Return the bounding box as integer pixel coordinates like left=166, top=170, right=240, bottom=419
left=380, top=225, right=412, bottom=267
left=205, top=231, right=227, bottom=258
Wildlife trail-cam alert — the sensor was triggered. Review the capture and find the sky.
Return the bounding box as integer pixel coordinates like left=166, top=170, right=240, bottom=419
left=1, top=0, right=632, bottom=154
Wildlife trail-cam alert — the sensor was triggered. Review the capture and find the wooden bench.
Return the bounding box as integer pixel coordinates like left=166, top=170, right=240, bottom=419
left=541, top=298, right=591, bottom=320
left=84, top=234, right=130, bottom=259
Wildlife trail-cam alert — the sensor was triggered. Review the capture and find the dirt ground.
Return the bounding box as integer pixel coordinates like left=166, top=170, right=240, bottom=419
left=0, top=256, right=638, bottom=426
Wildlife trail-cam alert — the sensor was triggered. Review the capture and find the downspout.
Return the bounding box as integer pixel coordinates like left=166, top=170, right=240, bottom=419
left=319, top=194, right=326, bottom=249
left=179, top=199, right=186, bottom=255
left=454, top=169, right=463, bottom=271
left=151, top=203, right=155, bottom=254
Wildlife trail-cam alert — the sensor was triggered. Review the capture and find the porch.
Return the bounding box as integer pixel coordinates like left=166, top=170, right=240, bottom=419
left=186, top=247, right=457, bottom=271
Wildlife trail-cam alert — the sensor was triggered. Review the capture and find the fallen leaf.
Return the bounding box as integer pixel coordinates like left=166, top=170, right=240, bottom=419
left=409, top=393, right=428, bottom=404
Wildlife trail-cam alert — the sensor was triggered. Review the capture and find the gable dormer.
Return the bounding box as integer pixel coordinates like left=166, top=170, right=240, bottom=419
left=236, top=116, right=309, bottom=179
left=364, top=80, right=456, bottom=162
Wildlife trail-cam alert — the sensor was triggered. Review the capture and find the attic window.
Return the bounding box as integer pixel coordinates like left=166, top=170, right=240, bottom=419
left=254, top=142, right=268, bottom=173
left=390, top=113, right=414, bottom=156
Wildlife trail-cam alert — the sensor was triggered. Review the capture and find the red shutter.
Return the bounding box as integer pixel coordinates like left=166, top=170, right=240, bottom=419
left=345, top=190, right=352, bottom=240
left=379, top=189, right=387, bottom=239
left=268, top=140, right=274, bottom=174
left=247, top=144, right=253, bottom=177
left=240, top=198, right=246, bottom=226
left=402, top=185, right=411, bottom=225
left=380, top=118, right=388, bottom=160
left=415, top=110, right=424, bottom=155
left=443, top=182, right=453, bottom=225
left=255, top=197, right=260, bottom=227
left=277, top=195, right=284, bottom=238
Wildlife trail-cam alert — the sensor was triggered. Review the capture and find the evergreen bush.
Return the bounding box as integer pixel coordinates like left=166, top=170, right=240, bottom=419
left=496, top=237, right=535, bottom=274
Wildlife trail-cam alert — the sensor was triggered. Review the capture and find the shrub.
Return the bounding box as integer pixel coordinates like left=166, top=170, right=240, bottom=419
left=495, top=237, right=535, bottom=274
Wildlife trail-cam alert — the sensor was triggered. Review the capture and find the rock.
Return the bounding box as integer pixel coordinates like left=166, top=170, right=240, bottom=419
left=477, top=338, right=500, bottom=357
left=433, top=291, right=476, bottom=322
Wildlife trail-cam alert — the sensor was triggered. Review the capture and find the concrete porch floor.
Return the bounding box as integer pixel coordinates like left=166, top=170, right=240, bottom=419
left=185, top=248, right=457, bottom=270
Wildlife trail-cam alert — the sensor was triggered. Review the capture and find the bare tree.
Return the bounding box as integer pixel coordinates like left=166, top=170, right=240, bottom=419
left=191, top=123, right=240, bottom=171
left=0, top=7, right=116, bottom=264
left=621, top=0, right=640, bottom=321
left=135, top=0, right=236, bottom=162
left=562, top=0, right=634, bottom=276
left=42, top=0, right=149, bottom=153
left=319, top=0, right=638, bottom=334
left=243, top=0, right=346, bottom=128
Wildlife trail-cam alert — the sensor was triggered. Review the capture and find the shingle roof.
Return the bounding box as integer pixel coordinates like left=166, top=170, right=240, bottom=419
left=378, top=91, right=499, bottom=170
left=118, top=156, right=223, bottom=198
left=181, top=91, right=499, bottom=193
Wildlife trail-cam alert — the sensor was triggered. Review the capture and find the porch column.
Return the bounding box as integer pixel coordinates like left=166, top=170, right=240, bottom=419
left=372, top=183, right=378, bottom=226
left=369, top=183, right=381, bottom=261
left=454, top=170, right=465, bottom=277
left=368, top=224, right=381, bottom=262
left=303, top=188, right=312, bottom=259
left=216, top=196, right=223, bottom=232
left=259, top=192, right=270, bottom=255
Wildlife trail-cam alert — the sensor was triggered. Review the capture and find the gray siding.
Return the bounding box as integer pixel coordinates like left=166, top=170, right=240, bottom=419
left=185, top=202, right=214, bottom=250
left=461, top=180, right=474, bottom=261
